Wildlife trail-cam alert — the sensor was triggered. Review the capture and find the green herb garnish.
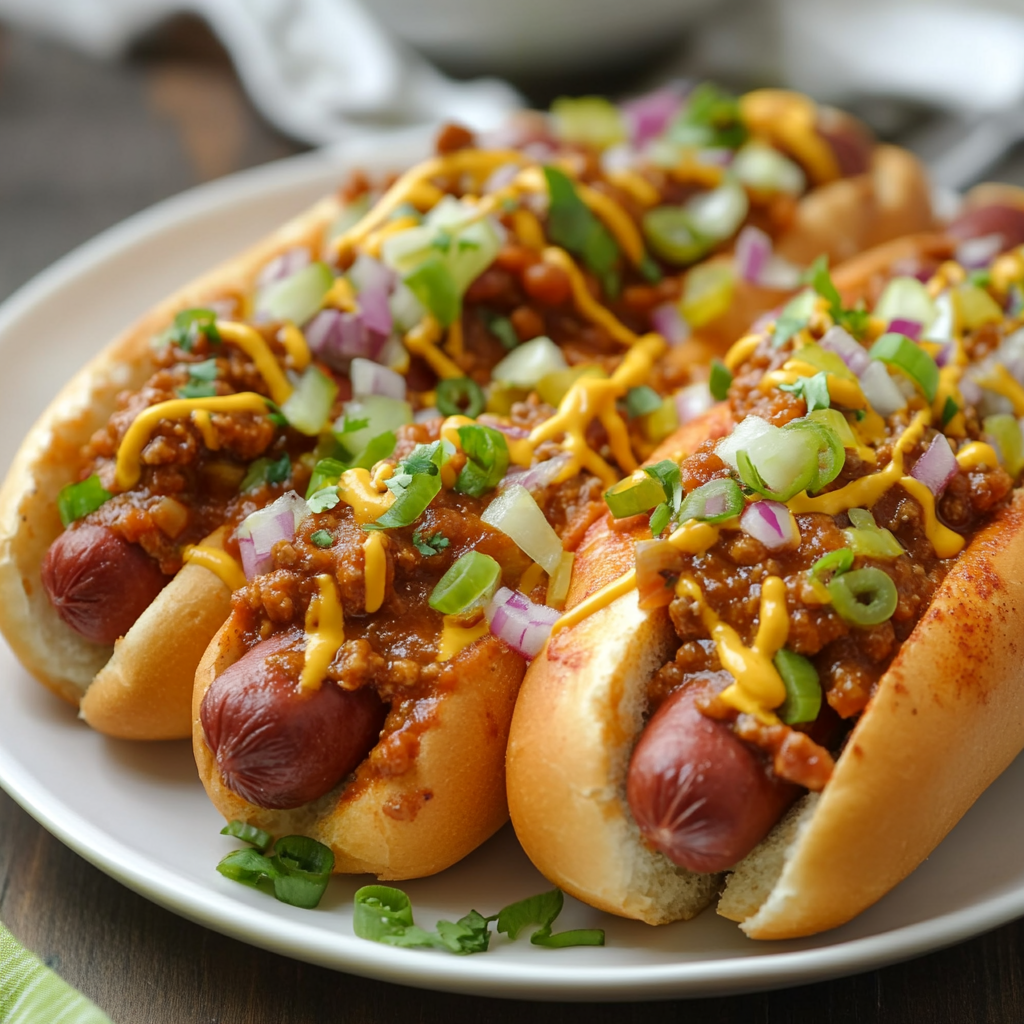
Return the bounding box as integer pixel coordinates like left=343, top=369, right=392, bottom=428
left=217, top=826, right=333, bottom=909
left=543, top=166, right=621, bottom=288
left=310, top=529, right=334, bottom=548
left=454, top=424, right=510, bottom=498
left=57, top=474, right=112, bottom=527
left=480, top=309, right=520, bottom=351
left=779, top=371, right=832, bottom=413
left=806, top=256, right=869, bottom=339
left=175, top=357, right=219, bottom=399
left=240, top=452, right=291, bottom=493
left=412, top=529, right=450, bottom=556
left=709, top=359, right=733, bottom=401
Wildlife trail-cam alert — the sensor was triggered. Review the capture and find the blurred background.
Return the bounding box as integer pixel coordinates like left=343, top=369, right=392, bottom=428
left=4, top=0, right=1024, bottom=306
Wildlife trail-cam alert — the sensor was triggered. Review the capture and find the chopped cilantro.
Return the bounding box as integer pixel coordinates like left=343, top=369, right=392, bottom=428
left=709, top=359, right=733, bottom=401
left=240, top=452, right=291, bottom=493
left=942, top=395, right=960, bottom=426
left=412, top=529, right=450, bottom=556
left=310, top=529, right=334, bottom=548
left=480, top=309, right=520, bottom=351
left=543, top=166, right=621, bottom=287
left=779, top=371, right=832, bottom=413
left=806, top=255, right=869, bottom=338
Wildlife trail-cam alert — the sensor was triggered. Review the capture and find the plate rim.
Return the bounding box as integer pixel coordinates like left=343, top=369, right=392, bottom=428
left=0, top=143, right=1021, bottom=1001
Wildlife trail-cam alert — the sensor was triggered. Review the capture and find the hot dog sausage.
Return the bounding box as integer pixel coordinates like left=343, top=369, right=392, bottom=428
left=41, top=524, right=168, bottom=645
left=948, top=203, right=1024, bottom=250
left=201, top=631, right=387, bottom=810
left=816, top=107, right=874, bottom=178
left=626, top=685, right=797, bottom=873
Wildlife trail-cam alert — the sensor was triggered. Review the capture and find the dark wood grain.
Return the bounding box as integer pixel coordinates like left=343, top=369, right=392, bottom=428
left=3, top=17, right=1024, bottom=1024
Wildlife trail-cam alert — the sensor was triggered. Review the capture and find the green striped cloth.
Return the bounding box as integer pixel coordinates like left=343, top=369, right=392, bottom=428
left=0, top=922, right=112, bottom=1024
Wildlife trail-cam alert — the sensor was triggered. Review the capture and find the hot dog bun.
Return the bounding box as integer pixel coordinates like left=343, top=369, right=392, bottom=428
left=0, top=196, right=341, bottom=738
left=507, top=232, right=1024, bottom=938
left=193, top=606, right=524, bottom=879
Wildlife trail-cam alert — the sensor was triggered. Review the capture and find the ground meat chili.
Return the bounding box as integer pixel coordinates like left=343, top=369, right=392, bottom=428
left=610, top=248, right=1024, bottom=874
left=44, top=84, right=881, bottom=649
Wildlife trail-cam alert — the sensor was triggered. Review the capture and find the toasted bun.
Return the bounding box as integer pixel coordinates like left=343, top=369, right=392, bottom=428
left=193, top=607, right=525, bottom=879
left=0, top=196, right=341, bottom=738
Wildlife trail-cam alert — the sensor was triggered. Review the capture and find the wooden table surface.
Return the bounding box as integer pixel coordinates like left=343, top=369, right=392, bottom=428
left=3, top=17, right=1024, bottom=1023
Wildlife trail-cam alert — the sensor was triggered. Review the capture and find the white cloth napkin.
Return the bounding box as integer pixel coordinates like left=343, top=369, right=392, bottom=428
left=0, top=0, right=523, bottom=144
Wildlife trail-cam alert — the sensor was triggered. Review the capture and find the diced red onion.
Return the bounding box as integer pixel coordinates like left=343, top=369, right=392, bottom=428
left=675, top=382, right=715, bottom=424
left=934, top=341, right=954, bottom=368
left=735, top=225, right=771, bottom=284
left=348, top=254, right=394, bottom=337
left=820, top=325, right=871, bottom=377
left=486, top=586, right=561, bottom=659
left=207, top=297, right=237, bottom=319
left=887, top=318, right=922, bottom=340
left=650, top=302, right=690, bottom=346
left=414, top=407, right=441, bottom=424
left=620, top=84, right=685, bottom=148
left=483, top=162, right=521, bottom=194
left=523, top=141, right=556, bottom=162
left=600, top=143, right=638, bottom=175
left=955, top=233, right=1003, bottom=270
left=235, top=491, right=310, bottom=581
left=910, top=434, right=958, bottom=496
left=740, top=500, right=800, bottom=550
left=306, top=308, right=384, bottom=371
left=858, top=360, right=907, bottom=417
left=959, top=375, right=983, bottom=407
left=499, top=451, right=573, bottom=495
left=482, top=420, right=530, bottom=440
left=698, top=148, right=734, bottom=167
left=350, top=357, right=406, bottom=400
left=256, top=247, right=310, bottom=289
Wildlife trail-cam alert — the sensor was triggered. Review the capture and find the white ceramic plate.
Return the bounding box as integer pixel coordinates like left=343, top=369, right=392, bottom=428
left=1, top=138, right=1024, bottom=1002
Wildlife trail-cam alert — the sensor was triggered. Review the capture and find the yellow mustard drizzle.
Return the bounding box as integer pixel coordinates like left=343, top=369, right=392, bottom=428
left=214, top=321, right=293, bottom=406
left=957, top=441, right=1000, bottom=470
left=300, top=574, right=345, bottom=690
left=182, top=545, right=247, bottom=591
left=542, top=246, right=640, bottom=347
left=977, top=363, right=1024, bottom=415
left=437, top=616, right=490, bottom=662
left=323, top=276, right=357, bottom=312
left=336, top=468, right=395, bottom=524
left=191, top=410, right=220, bottom=451
left=404, top=315, right=463, bottom=380
left=990, top=248, right=1024, bottom=296
left=115, top=393, right=269, bottom=490
left=446, top=317, right=465, bottom=360
left=278, top=323, right=311, bottom=370
left=526, top=333, right=666, bottom=486
left=760, top=367, right=868, bottom=411
left=933, top=338, right=967, bottom=436
left=667, top=519, right=724, bottom=555
left=362, top=216, right=421, bottom=259
left=724, top=333, right=763, bottom=372
left=512, top=207, right=546, bottom=250
left=518, top=561, right=546, bottom=595
left=898, top=477, right=964, bottom=557
left=676, top=574, right=788, bottom=723
left=550, top=568, right=637, bottom=635
left=606, top=170, right=661, bottom=207
left=739, top=89, right=840, bottom=184
left=440, top=414, right=476, bottom=448
left=362, top=533, right=387, bottom=613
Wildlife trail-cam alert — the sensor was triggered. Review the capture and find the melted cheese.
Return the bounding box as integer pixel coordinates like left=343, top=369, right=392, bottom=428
left=551, top=568, right=637, bottom=634
left=404, top=315, right=463, bottom=380
left=324, top=276, right=357, bottom=312
left=215, top=321, right=293, bottom=406
left=513, top=207, right=546, bottom=250
left=362, top=533, right=387, bottom=613
left=182, top=545, right=247, bottom=591
left=667, top=519, right=724, bottom=555
left=606, top=170, right=661, bottom=207
left=115, top=393, right=269, bottom=489
left=337, top=468, right=395, bottom=524
left=300, top=574, right=345, bottom=690
left=676, top=574, right=788, bottom=723
left=724, top=333, right=763, bottom=372
left=437, top=616, right=490, bottom=662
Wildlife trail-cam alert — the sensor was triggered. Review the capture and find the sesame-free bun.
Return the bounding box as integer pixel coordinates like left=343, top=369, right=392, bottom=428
left=193, top=607, right=525, bottom=879
left=0, top=196, right=341, bottom=738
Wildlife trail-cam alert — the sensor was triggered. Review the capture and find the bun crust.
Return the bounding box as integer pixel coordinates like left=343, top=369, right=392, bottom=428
left=194, top=606, right=526, bottom=879
left=0, top=197, right=340, bottom=737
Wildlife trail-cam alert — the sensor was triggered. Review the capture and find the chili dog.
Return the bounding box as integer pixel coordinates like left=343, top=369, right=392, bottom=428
left=507, top=232, right=1024, bottom=937
left=0, top=85, right=933, bottom=748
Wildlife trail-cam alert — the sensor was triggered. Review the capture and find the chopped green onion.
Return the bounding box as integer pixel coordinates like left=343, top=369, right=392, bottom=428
left=828, top=567, right=898, bottom=626
left=429, top=550, right=502, bottom=614
left=709, top=359, right=732, bottom=401
left=605, top=471, right=668, bottom=519
left=481, top=483, right=563, bottom=573
left=176, top=357, right=219, bottom=398
left=773, top=648, right=822, bottom=724
left=57, top=474, right=112, bottom=527
left=491, top=335, right=568, bottom=389
left=496, top=889, right=605, bottom=948
left=732, top=142, right=805, bottom=195
left=681, top=262, right=736, bottom=328
left=677, top=477, right=745, bottom=523
left=480, top=309, right=520, bottom=350
left=807, top=256, right=869, bottom=338
left=217, top=831, right=334, bottom=909
left=873, top=276, right=937, bottom=331
left=809, top=547, right=854, bottom=581
left=256, top=262, right=333, bottom=325
left=550, top=96, right=627, bottom=149
left=669, top=82, right=747, bottom=149
left=281, top=365, right=339, bottom=436
left=366, top=472, right=441, bottom=532
left=543, top=166, right=620, bottom=283
left=736, top=426, right=821, bottom=501
left=241, top=452, right=291, bottom=493
left=807, top=408, right=859, bottom=450
left=436, top=377, right=486, bottom=418
left=336, top=396, right=412, bottom=458
left=942, top=396, right=960, bottom=427
left=868, top=333, right=940, bottom=403
left=793, top=343, right=857, bottom=380
left=403, top=255, right=460, bottom=327
left=220, top=819, right=273, bottom=853
left=305, top=457, right=347, bottom=497
left=412, top=529, right=449, bottom=556
left=311, top=529, right=333, bottom=548
left=783, top=418, right=845, bottom=491
left=455, top=424, right=509, bottom=497
left=642, top=206, right=711, bottom=265
left=160, top=307, right=221, bottom=351
left=625, top=385, right=663, bottom=419
left=983, top=413, right=1024, bottom=477
left=843, top=507, right=904, bottom=559
left=641, top=396, right=680, bottom=443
